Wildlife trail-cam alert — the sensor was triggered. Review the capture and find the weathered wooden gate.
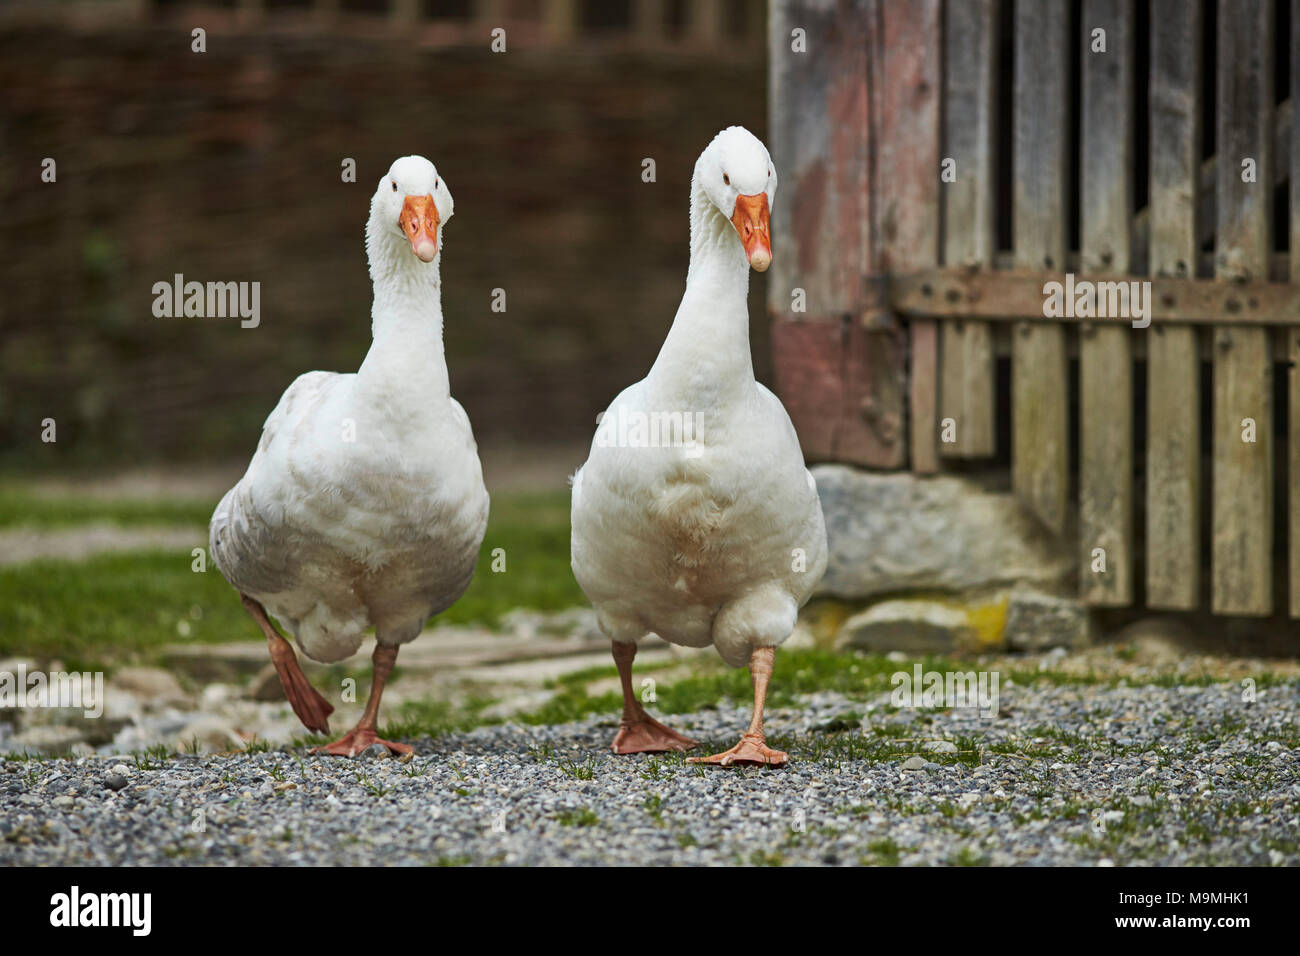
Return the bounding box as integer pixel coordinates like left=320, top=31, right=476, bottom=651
left=769, top=0, right=1299, bottom=617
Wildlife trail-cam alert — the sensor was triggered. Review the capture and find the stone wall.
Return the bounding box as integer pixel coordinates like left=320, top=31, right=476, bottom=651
left=810, top=464, right=1091, bottom=653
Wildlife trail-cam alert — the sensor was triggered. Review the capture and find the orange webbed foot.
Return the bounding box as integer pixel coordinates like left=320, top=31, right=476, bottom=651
left=310, top=727, right=413, bottom=759
left=687, top=732, right=788, bottom=767
left=269, top=646, right=334, bottom=735
left=612, top=716, right=698, bottom=754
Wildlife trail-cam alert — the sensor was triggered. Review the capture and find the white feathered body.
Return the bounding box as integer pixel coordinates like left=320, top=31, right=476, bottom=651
left=211, top=365, right=487, bottom=663
left=571, top=376, right=825, bottom=668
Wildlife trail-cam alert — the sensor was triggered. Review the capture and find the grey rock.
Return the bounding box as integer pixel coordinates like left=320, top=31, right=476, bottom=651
left=104, top=773, right=128, bottom=792
left=111, top=667, right=189, bottom=705
left=838, top=600, right=974, bottom=654
left=9, top=725, right=85, bottom=754
left=246, top=664, right=286, bottom=703
left=1003, top=589, right=1090, bottom=651
left=900, top=756, right=926, bottom=771
left=174, top=717, right=242, bottom=754
left=812, top=465, right=1072, bottom=600
left=924, top=740, right=959, bottom=754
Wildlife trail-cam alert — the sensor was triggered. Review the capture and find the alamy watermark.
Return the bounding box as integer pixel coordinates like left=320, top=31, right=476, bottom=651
left=1042, top=273, right=1151, bottom=329
left=595, top=407, right=704, bottom=458
left=891, top=663, right=1000, bottom=718
left=49, top=886, right=151, bottom=936
left=152, top=274, right=260, bottom=328
left=0, top=664, right=103, bottom=719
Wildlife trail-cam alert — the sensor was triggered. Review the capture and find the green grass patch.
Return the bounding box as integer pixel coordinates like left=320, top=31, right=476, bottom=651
left=0, top=490, right=581, bottom=664
left=0, top=550, right=250, bottom=666
left=381, top=695, right=497, bottom=742
left=0, top=489, right=214, bottom=529
left=862, top=838, right=902, bottom=866
left=514, top=649, right=987, bottom=728
left=555, top=807, right=599, bottom=827
left=438, top=491, right=583, bottom=627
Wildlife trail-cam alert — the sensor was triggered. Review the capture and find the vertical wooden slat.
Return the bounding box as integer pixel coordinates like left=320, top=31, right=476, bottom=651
left=632, top=0, right=666, bottom=44
left=544, top=0, right=579, bottom=42
left=475, top=0, right=507, bottom=28
left=1213, top=0, right=1274, bottom=615
left=877, top=0, right=941, bottom=473
left=315, top=0, right=342, bottom=27
left=237, top=0, right=265, bottom=24
left=939, top=0, right=998, bottom=459
left=1012, top=0, right=1070, bottom=533
left=1290, top=0, right=1300, bottom=616
left=1079, top=0, right=1134, bottom=605
left=1147, top=0, right=1202, bottom=610
left=769, top=0, right=906, bottom=468
left=687, top=0, right=725, bottom=45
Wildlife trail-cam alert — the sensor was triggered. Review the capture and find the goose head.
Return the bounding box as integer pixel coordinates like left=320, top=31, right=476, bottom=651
left=695, top=126, right=776, bottom=272
left=367, top=155, right=454, bottom=268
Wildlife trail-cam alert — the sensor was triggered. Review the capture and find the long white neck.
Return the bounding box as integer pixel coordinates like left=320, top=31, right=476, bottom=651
left=356, top=223, right=450, bottom=403
left=648, top=172, right=755, bottom=399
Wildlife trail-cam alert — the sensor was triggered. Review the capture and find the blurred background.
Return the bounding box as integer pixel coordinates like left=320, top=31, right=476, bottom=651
left=0, top=0, right=769, bottom=475
left=0, top=0, right=779, bottom=693
left=2, top=0, right=1298, bottom=761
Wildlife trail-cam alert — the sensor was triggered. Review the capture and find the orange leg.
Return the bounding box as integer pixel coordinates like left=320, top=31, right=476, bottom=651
left=241, top=594, right=333, bottom=735
left=688, top=646, right=788, bottom=767
left=610, top=641, right=697, bottom=754
left=311, top=643, right=412, bottom=758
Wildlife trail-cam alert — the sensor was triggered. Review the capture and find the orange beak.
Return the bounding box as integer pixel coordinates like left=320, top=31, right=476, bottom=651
left=400, top=194, right=440, bottom=262
left=730, top=192, right=771, bottom=272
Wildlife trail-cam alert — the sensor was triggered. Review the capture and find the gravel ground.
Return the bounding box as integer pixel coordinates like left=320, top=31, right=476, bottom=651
left=1, top=679, right=1296, bottom=866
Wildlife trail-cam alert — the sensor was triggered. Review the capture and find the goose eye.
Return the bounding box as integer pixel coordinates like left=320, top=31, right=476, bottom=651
left=723, top=173, right=730, bottom=185
left=391, top=181, right=397, bottom=192
left=434, top=178, right=439, bottom=188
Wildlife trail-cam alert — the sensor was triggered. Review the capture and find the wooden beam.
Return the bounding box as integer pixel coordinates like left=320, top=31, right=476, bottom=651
left=890, top=269, right=1300, bottom=324
left=1079, top=0, right=1134, bottom=606
left=1147, top=0, right=1202, bottom=610
left=939, top=0, right=998, bottom=459
left=1212, top=0, right=1274, bottom=616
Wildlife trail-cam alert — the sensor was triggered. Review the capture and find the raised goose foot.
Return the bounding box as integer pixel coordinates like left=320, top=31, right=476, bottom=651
left=269, top=648, right=334, bottom=735
left=612, top=716, right=698, bottom=754
left=310, top=726, right=413, bottom=758
left=244, top=595, right=334, bottom=735
left=687, top=732, right=788, bottom=767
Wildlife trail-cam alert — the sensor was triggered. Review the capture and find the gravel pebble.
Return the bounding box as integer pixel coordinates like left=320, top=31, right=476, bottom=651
left=0, top=681, right=1296, bottom=866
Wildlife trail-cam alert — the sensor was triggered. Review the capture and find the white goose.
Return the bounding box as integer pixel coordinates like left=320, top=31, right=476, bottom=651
left=571, top=127, right=827, bottom=766
left=210, top=156, right=488, bottom=757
